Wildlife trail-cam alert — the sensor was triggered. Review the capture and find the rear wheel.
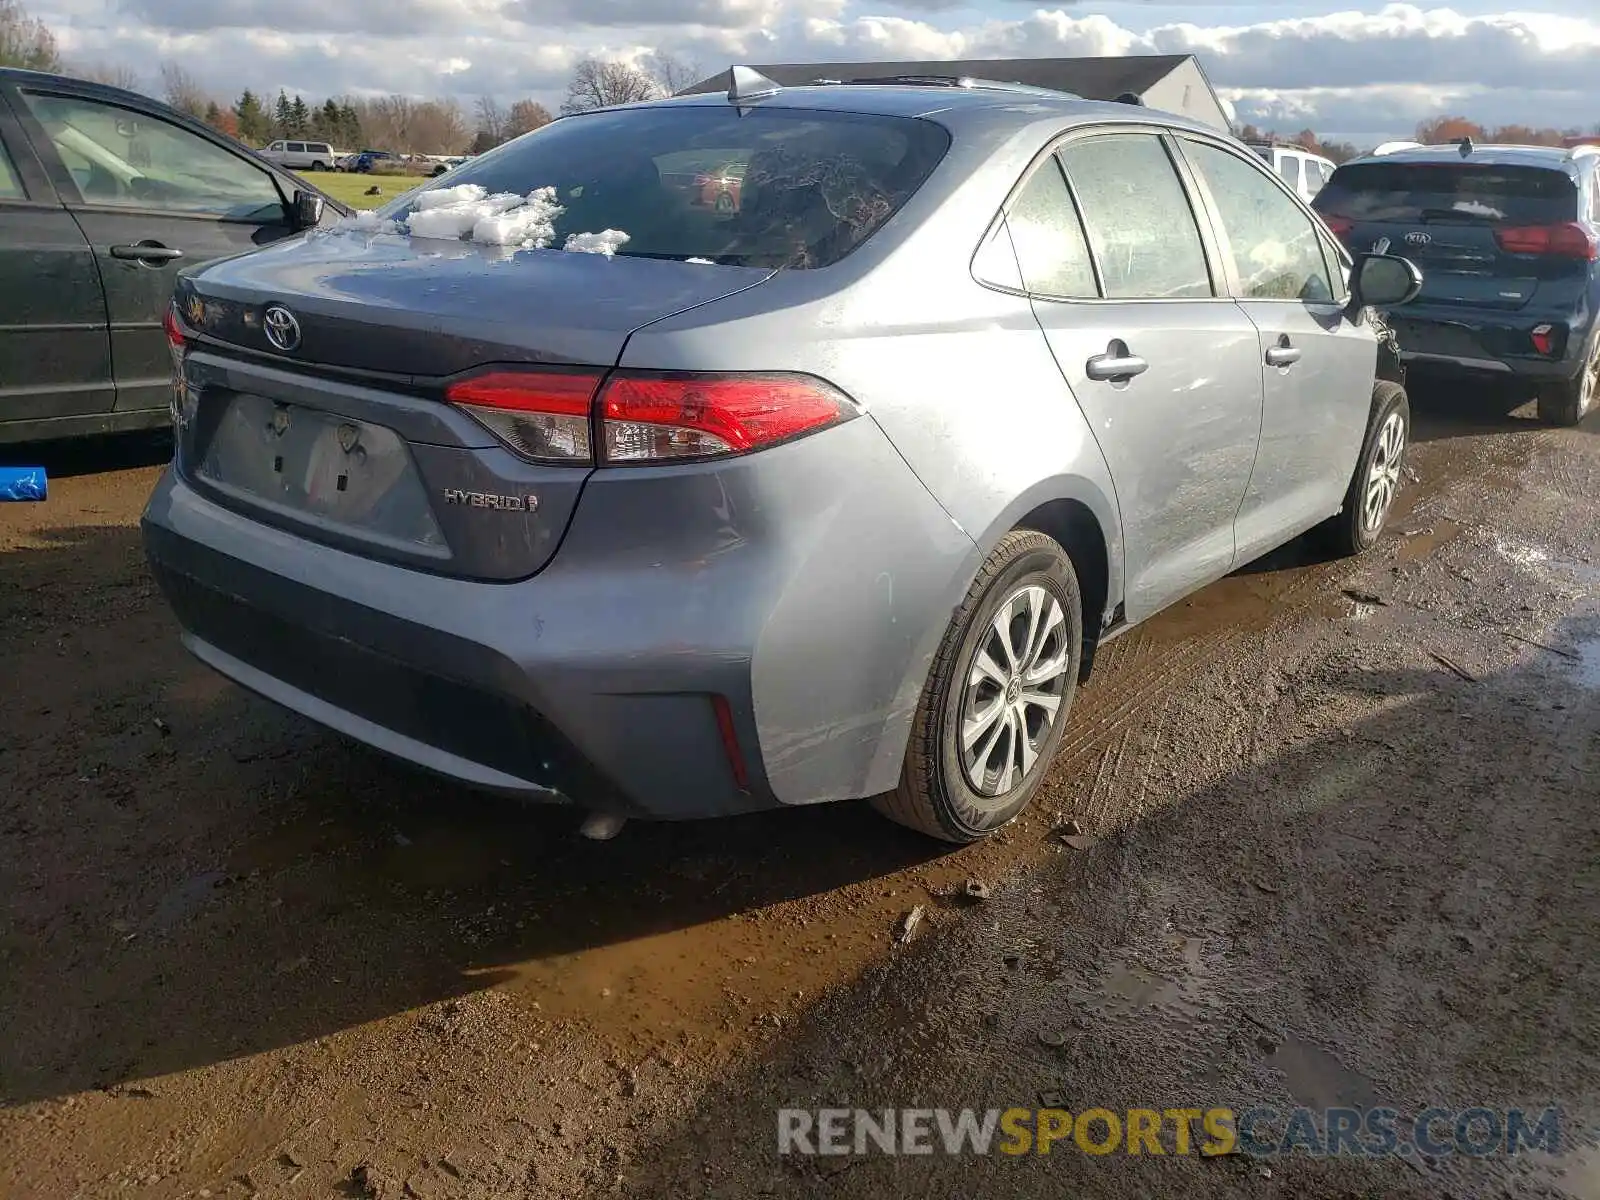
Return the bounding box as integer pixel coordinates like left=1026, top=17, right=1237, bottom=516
left=1537, top=336, right=1598, bottom=427
left=873, top=530, right=1083, bottom=843
left=309, top=161, right=327, bottom=171
left=1319, top=380, right=1409, bottom=558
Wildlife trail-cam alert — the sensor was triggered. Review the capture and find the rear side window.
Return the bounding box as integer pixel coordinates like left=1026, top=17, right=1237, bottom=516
left=1315, top=162, right=1579, bottom=225
left=1277, top=156, right=1301, bottom=187
left=1006, top=157, right=1097, bottom=298
left=395, top=106, right=951, bottom=269
left=1057, top=133, right=1213, bottom=300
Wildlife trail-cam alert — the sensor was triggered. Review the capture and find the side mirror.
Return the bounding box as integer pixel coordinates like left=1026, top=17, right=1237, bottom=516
left=1350, top=253, right=1422, bottom=311
left=292, top=189, right=325, bottom=230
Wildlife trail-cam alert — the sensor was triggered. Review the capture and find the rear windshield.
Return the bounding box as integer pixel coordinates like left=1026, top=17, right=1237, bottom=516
left=387, top=105, right=950, bottom=268
left=1314, top=162, right=1578, bottom=225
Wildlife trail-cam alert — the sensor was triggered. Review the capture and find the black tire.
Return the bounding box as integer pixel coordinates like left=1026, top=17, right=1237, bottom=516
left=309, top=161, right=326, bottom=172
left=1319, top=380, right=1410, bottom=558
left=873, top=530, right=1083, bottom=843
left=1536, top=336, right=1598, bottom=427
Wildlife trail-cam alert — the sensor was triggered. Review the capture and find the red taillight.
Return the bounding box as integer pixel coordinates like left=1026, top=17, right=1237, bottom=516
left=163, top=302, right=187, bottom=353
left=598, top=372, right=855, bottom=463
left=1530, top=324, right=1557, bottom=356
left=1494, top=222, right=1599, bottom=260
left=1321, top=214, right=1354, bottom=240
left=446, top=370, right=602, bottom=463
left=446, top=368, right=856, bottom=466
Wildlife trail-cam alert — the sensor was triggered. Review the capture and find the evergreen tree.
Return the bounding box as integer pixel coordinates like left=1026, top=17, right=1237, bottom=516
left=234, top=89, right=271, bottom=146
left=339, top=101, right=362, bottom=149
left=316, top=98, right=341, bottom=143
left=273, top=89, right=293, bottom=139
left=289, top=95, right=310, bottom=136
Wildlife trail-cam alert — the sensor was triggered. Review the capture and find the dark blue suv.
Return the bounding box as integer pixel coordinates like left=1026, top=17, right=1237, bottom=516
left=1315, top=142, right=1599, bottom=425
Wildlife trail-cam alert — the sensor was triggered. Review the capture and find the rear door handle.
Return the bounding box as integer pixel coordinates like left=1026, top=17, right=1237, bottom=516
left=1085, top=352, right=1149, bottom=382
left=1265, top=341, right=1302, bottom=368
left=110, top=243, right=184, bottom=263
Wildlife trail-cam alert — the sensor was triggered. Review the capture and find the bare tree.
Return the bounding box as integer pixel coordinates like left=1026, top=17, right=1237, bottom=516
left=475, top=95, right=505, bottom=143
left=0, top=0, right=60, bottom=71
left=560, top=56, right=661, bottom=116
left=409, top=98, right=469, bottom=155
left=505, top=98, right=553, bottom=139
left=643, top=50, right=701, bottom=96
left=76, top=61, right=143, bottom=93
left=160, top=61, right=209, bottom=119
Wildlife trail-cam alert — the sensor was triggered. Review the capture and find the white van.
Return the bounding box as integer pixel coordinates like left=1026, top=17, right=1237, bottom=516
left=259, top=140, right=340, bottom=172
left=1247, top=143, right=1338, bottom=205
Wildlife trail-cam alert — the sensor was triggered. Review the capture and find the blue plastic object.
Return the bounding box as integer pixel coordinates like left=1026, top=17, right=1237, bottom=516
left=0, top=466, right=48, bottom=501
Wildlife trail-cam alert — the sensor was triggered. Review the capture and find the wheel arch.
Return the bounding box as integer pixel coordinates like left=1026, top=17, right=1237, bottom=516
left=970, top=476, right=1124, bottom=683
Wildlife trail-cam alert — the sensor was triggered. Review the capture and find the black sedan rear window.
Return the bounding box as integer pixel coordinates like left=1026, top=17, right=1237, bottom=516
left=387, top=105, right=950, bottom=269
left=1314, top=162, right=1578, bottom=225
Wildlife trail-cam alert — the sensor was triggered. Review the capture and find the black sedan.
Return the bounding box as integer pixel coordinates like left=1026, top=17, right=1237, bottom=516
left=0, top=68, right=347, bottom=444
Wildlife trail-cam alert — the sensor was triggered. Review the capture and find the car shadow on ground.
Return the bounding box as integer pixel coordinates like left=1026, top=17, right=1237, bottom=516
left=612, top=620, right=1600, bottom=1199
left=1405, top=373, right=1600, bottom=443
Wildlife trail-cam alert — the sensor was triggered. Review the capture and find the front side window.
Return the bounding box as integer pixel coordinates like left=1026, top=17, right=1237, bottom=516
left=392, top=105, right=951, bottom=269
left=21, top=92, right=286, bottom=221
left=0, top=140, right=23, bottom=199
left=1278, top=155, right=1302, bottom=188
left=1056, top=133, right=1212, bottom=300
left=1181, top=138, right=1335, bottom=303
left=288, top=142, right=306, bottom=154
left=1006, top=156, right=1097, bottom=298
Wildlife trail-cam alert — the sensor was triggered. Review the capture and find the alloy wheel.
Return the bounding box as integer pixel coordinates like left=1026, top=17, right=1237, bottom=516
left=1363, top=410, right=1406, bottom=535
left=959, top=584, right=1071, bottom=799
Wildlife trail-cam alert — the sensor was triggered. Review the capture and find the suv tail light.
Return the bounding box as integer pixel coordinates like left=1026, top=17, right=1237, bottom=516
left=447, top=369, right=857, bottom=466
left=1493, top=222, right=1599, bottom=260
left=1321, top=214, right=1354, bottom=240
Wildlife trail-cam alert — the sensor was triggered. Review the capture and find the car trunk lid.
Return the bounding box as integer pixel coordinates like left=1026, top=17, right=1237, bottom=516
left=173, top=230, right=772, bottom=581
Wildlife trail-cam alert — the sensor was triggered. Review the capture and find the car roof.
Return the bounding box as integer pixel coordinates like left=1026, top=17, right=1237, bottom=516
left=1342, top=142, right=1589, bottom=178
left=613, top=82, right=1229, bottom=143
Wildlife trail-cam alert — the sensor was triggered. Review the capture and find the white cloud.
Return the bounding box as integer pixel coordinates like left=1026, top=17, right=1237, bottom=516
left=35, top=1, right=1600, bottom=138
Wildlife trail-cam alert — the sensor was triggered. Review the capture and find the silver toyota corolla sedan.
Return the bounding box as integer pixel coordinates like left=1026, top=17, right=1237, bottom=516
left=142, top=70, right=1422, bottom=842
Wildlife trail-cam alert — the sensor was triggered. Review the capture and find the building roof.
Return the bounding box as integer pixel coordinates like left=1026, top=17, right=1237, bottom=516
left=680, top=55, right=1197, bottom=101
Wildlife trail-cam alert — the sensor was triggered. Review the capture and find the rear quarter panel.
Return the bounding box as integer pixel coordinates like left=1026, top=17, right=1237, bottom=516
left=619, top=120, right=1126, bottom=799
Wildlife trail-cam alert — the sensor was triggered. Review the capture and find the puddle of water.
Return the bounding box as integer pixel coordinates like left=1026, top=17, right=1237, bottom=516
left=1268, top=1032, right=1382, bottom=1112
left=1394, top=516, right=1464, bottom=565
left=1078, top=944, right=1210, bottom=1020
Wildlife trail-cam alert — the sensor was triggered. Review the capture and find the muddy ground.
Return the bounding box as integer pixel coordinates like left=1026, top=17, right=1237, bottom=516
left=1, top=385, right=1597, bottom=1199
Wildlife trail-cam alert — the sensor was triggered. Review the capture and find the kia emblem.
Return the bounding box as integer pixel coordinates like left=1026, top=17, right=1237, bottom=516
left=1404, top=231, right=1432, bottom=247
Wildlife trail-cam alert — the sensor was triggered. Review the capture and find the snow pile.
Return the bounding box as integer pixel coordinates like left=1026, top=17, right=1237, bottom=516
left=471, top=186, right=565, bottom=247
left=392, top=184, right=633, bottom=256
left=413, top=184, right=489, bottom=210
left=406, top=190, right=525, bottom=241
left=563, top=229, right=631, bottom=257
left=333, top=210, right=400, bottom=235
left=685, top=257, right=714, bottom=265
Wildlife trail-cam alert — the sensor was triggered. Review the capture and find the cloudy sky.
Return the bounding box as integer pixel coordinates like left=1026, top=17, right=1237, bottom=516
left=31, top=0, right=1600, bottom=144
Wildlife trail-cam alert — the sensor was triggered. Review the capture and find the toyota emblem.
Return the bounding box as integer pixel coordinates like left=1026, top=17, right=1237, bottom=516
left=1404, top=231, right=1432, bottom=247
left=263, top=304, right=302, bottom=352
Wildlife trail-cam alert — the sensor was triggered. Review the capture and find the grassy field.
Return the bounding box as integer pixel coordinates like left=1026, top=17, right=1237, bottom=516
left=305, top=172, right=433, bottom=209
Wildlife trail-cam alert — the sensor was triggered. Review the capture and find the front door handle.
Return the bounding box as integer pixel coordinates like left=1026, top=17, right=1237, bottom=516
left=110, top=243, right=184, bottom=264
left=1085, top=350, right=1149, bottom=382
left=1265, top=339, right=1302, bottom=368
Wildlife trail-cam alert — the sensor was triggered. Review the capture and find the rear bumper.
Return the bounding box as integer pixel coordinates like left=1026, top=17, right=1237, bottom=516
left=141, top=416, right=978, bottom=819
left=1386, top=306, right=1594, bottom=382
